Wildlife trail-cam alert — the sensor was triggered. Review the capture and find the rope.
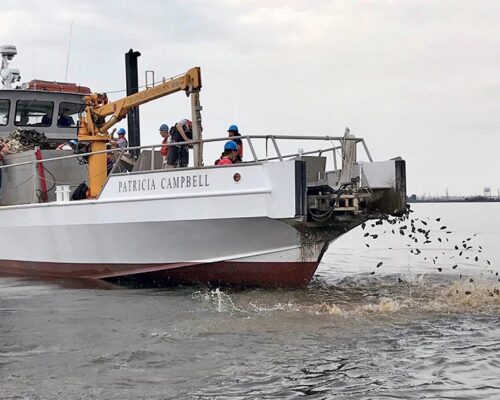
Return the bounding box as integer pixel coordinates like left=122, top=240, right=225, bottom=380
left=101, top=74, right=186, bottom=95
left=8, top=174, right=34, bottom=189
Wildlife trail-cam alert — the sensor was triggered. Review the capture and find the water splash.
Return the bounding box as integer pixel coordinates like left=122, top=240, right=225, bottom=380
left=190, top=274, right=500, bottom=319
left=314, top=302, right=342, bottom=315
left=426, top=279, right=500, bottom=311
left=361, top=297, right=401, bottom=313
left=192, top=288, right=246, bottom=313
left=248, top=299, right=300, bottom=313
left=308, top=274, right=500, bottom=317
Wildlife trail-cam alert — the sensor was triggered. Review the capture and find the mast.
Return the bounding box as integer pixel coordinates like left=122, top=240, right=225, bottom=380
left=0, top=45, right=21, bottom=89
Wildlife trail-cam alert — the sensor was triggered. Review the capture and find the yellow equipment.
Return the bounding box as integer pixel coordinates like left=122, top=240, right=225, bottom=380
left=78, top=67, right=202, bottom=198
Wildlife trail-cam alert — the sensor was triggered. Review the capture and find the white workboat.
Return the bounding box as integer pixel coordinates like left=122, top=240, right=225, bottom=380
left=0, top=45, right=407, bottom=287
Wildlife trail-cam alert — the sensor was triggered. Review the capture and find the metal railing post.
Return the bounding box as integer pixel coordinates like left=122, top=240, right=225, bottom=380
left=270, top=136, right=283, bottom=161
left=360, top=139, right=373, bottom=162
left=245, top=137, right=258, bottom=162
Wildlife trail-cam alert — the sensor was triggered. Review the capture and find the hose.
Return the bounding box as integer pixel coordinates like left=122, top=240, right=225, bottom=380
left=308, top=206, right=334, bottom=222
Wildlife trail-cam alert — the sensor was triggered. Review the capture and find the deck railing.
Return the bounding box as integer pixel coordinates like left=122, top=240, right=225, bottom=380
left=0, top=134, right=372, bottom=204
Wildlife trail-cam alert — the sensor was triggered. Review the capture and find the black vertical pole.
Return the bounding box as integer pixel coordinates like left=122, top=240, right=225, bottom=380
left=125, top=49, right=141, bottom=155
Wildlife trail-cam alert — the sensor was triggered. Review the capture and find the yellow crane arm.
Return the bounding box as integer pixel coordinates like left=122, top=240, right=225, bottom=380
left=79, top=67, right=201, bottom=136
left=77, top=66, right=202, bottom=199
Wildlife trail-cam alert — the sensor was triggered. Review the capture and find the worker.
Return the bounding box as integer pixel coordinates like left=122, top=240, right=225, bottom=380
left=159, top=123, right=170, bottom=168
left=166, top=119, right=192, bottom=168
left=215, top=141, right=239, bottom=165
left=41, top=114, right=52, bottom=126
left=56, top=140, right=77, bottom=151
left=106, top=144, right=114, bottom=175
left=110, top=128, right=128, bottom=149
left=339, top=127, right=357, bottom=184
left=227, top=124, right=243, bottom=163
left=57, top=110, right=75, bottom=127
left=0, top=139, right=13, bottom=189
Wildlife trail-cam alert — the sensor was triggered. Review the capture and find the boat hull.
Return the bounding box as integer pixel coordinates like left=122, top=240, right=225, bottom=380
left=0, top=259, right=319, bottom=287
left=0, top=211, right=331, bottom=287
left=0, top=212, right=329, bottom=286
left=0, top=162, right=348, bottom=287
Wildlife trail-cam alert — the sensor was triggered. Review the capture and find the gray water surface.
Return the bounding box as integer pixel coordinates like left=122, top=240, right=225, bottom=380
left=1, top=203, right=500, bottom=399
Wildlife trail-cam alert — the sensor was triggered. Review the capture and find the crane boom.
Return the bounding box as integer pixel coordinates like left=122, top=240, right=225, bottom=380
left=79, top=67, right=201, bottom=136
left=78, top=66, right=202, bottom=198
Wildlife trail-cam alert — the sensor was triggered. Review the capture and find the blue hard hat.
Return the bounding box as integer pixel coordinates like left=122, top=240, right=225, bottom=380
left=117, top=128, right=126, bottom=135
left=159, top=124, right=169, bottom=132
left=227, top=124, right=239, bottom=132
left=69, top=140, right=77, bottom=145
left=224, top=141, right=238, bottom=151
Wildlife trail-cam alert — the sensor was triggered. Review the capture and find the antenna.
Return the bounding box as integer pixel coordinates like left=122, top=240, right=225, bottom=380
left=64, top=20, right=73, bottom=82
left=32, top=51, right=36, bottom=77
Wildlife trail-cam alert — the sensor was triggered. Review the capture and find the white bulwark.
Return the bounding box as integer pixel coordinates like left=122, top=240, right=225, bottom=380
left=100, top=161, right=297, bottom=220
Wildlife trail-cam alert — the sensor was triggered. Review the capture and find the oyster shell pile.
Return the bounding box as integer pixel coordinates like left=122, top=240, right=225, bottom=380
left=4, top=129, right=52, bottom=152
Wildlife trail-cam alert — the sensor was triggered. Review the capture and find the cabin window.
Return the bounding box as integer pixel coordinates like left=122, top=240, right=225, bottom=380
left=0, top=100, right=9, bottom=126
left=15, top=100, right=54, bottom=127
left=57, top=102, right=83, bottom=128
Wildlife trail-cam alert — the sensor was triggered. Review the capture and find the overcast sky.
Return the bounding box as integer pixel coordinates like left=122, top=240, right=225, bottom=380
left=1, top=0, right=499, bottom=196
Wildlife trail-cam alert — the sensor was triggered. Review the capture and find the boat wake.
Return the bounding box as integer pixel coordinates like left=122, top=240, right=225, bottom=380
left=191, top=274, right=500, bottom=318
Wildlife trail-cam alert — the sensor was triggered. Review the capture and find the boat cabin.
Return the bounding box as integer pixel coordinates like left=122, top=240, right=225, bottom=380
left=0, top=45, right=89, bottom=143
left=0, top=88, right=86, bottom=143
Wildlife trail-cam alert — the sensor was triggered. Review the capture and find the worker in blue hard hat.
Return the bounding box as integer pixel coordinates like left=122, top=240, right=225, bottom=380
left=159, top=123, right=170, bottom=168
left=56, top=139, right=78, bottom=151
left=110, top=128, right=128, bottom=149
left=227, top=124, right=242, bottom=163
left=215, top=140, right=238, bottom=165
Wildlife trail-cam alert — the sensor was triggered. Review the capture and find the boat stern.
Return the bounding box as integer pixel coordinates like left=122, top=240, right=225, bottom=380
left=284, top=155, right=407, bottom=265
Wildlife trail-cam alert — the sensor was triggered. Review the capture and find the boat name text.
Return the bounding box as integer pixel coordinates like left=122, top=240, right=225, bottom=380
left=117, top=174, right=209, bottom=193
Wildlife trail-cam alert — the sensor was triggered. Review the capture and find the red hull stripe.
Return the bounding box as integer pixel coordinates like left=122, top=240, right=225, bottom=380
left=0, top=260, right=319, bottom=287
